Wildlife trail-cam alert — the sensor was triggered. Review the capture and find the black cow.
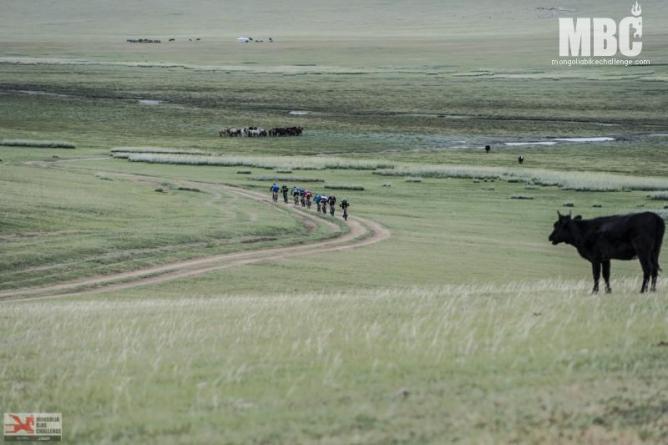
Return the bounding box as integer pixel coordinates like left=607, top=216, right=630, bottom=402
left=549, top=211, right=664, bottom=293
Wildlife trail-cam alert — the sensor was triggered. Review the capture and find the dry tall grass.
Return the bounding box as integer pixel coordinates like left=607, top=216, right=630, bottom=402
left=2, top=280, right=666, bottom=443
left=375, top=165, right=668, bottom=192
left=124, top=153, right=395, bottom=171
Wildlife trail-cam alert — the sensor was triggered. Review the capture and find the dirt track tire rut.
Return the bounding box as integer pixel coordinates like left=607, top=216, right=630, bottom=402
left=1, top=170, right=390, bottom=301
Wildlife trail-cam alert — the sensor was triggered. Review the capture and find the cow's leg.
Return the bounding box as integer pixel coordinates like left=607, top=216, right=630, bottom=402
left=631, top=238, right=653, bottom=293
left=591, top=261, right=601, bottom=294
left=638, top=256, right=651, bottom=293
left=650, top=256, right=659, bottom=292
left=602, top=260, right=612, bottom=293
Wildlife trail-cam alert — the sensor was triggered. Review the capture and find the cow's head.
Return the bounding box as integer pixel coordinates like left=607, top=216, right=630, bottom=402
left=549, top=211, right=581, bottom=245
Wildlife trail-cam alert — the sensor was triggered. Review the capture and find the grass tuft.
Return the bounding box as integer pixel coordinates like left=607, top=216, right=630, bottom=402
left=324, top=185, right=365, bottom=191
left=647, top=192, right=668, bottom=201
left=0, top=139, right=75, bottom=148
left=176, top=186, right=201, bottom=193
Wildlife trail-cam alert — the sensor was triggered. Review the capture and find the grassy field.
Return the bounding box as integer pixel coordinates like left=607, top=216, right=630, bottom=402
left=2, top=0, right=668, bottom=443
left=0, top=156, right=336, bottom=291
left=2, top=284, right=668, bottom=444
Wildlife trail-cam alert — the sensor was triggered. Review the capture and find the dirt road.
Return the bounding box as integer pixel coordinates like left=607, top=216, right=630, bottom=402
left=1, top=169, right=390, bottom=300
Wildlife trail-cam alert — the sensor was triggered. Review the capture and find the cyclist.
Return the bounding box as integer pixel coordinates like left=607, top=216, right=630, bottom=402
left=270, top=182, right=279, bottom=202
left=292, top=186, right=300, bottom=205
left=304, top=190, right=313, bottom=208
left=299, top=188, right=306, bottom=207
left=320, top=195, right=329, bottom=214
left=328, top=195, right=337, bottom=216
left=340, top=199, right=350, bottom=221
left=281, top=185, right=289, bottom=203
left=315, top=193, right=322, bottom=212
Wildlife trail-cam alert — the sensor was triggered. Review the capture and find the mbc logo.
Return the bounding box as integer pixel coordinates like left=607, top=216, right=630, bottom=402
left=559, top=2, right=642, bottom=57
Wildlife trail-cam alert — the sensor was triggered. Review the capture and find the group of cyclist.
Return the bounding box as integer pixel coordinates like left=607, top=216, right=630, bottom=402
left=270, top=183, right=351, bottom=221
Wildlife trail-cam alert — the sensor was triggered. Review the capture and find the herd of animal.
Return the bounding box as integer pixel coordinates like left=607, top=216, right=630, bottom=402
left=237, top=36, right=273, bottom=43
left=219, top=126, right=304, bottom=138
left=126, top=38, right=201, bottom=44
left=126, top=38, right=162, bottom=44
left=127, top=36, right=274, bottom=44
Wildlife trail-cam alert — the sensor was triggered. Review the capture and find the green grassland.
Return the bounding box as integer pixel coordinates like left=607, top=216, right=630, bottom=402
left=2, top=0, right=668, bottom=443
left=2, top=286, right=667, bottom=444
left=0, top=154, right=336, bottom=291
left=37, top=154, right=660, bottom=292
left=2, top=148, right=667, bottom=443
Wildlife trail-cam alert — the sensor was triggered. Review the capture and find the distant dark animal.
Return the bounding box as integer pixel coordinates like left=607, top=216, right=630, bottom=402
left=549, top=211, right=665, bottom=293
left=269, top=37, right=273, bottom=42
left=196, top=38, right=201, bottom=41
left=169, top=38, right=175, bottom=42
left=485, top=145, right=491, bottom=153
left=518, top=155, right=524, bottom=164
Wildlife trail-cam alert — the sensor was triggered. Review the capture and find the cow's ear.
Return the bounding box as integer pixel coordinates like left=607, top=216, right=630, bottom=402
left=574, top=215, right=582, bottom=221
left=557, top=210, right=562, bottom=218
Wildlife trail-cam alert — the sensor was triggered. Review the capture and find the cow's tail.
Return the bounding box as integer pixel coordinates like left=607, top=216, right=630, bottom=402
left=655, top=216, right=665, bottom=272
